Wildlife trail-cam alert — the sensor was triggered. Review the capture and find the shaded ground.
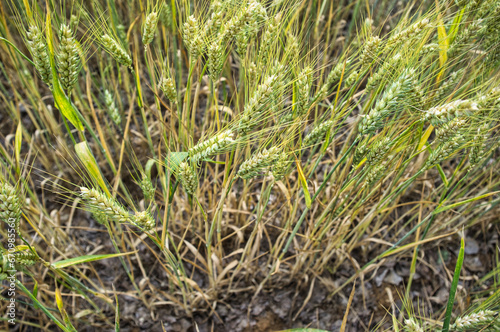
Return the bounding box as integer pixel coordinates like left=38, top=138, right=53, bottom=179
left=23, top=207, right=496, bottom=332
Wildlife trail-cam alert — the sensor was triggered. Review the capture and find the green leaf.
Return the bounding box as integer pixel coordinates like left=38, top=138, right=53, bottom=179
left=418, top=125, right=434, bottom=151
left=436, top=7, right=449, bottom=83
left=442, top=237, right=465, bottom=332
left=17, top=281, right=70, bottom=332
left=0, top=37, right=35, bottom=67
left=166, top=152, right=188, bottom=173
left=75, top=141, right=110, bottom=196
left=435, top=191, right=499, bottom=214
left=436, top=164, right=449, bottom=187
left=32, top=280, right=38, bottom=298
left=114, top=290, right=120, bottom=332
left=448, top=8, right=466, bottom=43
left=51, top=252, right=136, bottom=269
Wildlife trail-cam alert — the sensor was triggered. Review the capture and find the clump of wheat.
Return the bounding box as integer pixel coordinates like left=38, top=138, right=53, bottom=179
left=101, top=34, right=132, bottom=67
left=317, top=59, right=352, bottom=100
left=26, top=25, right=52, bottom=84
left=451, top=310, right=497, bottom=331
left=435, top=118, right=467, bottom=142
left=420, top=42, right=439, bottom=56
left=219, top=0, right=266, bottom=45
left=0, top=183, right=21, bottom=231
left=271, top=151, right=293, bottom=181
left=477, top=88, right=500, bottom=108
left=104, top=90, right=121, bottom=125
left=178, top=162, right=198, bottom=195
left=238, top=74, right=280, bottom=135
left=366, top=137, right=392, bottom=165
left=182, top=15, right=204, bottom=61
left=235, top=4, right=263, bottom=55
left=159, top=5, right=172, bottom=29
left=366, top=53, right=402, bottom=92
left=286, top=33, right=300, bottom=63
left=359, top=36, right=381, bottom=68
left=386, top=19, right=430, bottom=49
left=15, top=251, right=40, bottom=267
left=295, top=66, right=313, bottom=116
left=404, top=318, right=424, bottom=332
left=140, top=173, right=155, bottom=201
left=427, top=134, right=465, bottom=167
left=238, top=147, right=279, bottom=179
left=246, top=61, right=258, bottom=85
left=344, top=70, right=359, bottom=87
left=189, top=130, right=235, bottom=164
left=132, top=211, right=155, bottom=231
left=257, top=13, right=281, bottom=66
left=79, top=187, right=130, bottom=223
left=364, top=162, right=387, bottom=187
left=353, top=142, right=369, bottom=165
left=206, top=1, right=223, bottom=34
left=57, top=24, right=80, bottom=92
left=422, top=100, right=478, bottom=126
left=359, top=70, right=413, bottom=135
left=303, top=119, right=335, bottom=146
left=142, top=11, right=159, bottom=45
left=448, top=21, right=481, bottom=57
left=158, top=76, right=177, bottom=103
left=208, top=41, right=224, bottom=80
left=468, top=123, right=489, bottom=169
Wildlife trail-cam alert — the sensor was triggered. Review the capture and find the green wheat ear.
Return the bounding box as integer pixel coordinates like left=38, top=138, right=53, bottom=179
left=25, top=24, right=52, bottom=84
left=188, top=130, right=235, bottom=164
left=101, top=34, right=132, bottom=67
left=132, top=211, right=155, bottom=231
left=142, top=11, right=159, bottom=45
left=79, top=187, right=130, bottom=223
left=177, top=162, right=198, bottom=195
left=238, top=147, right=280, bottom=179
left=57, top=24, right=80, bottom=92
left=403, top=317, right=424, bottom=332
left=0, top=183, right=21, bottom=232
left=104, top=90, right=121, bottom=125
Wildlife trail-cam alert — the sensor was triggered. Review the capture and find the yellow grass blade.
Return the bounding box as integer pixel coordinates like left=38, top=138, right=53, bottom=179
left=295, top=156, right=312, bottom=208
left=418, top=125, right=434, bottom=151
left=75, top=141, right=110, bottom=196
left=51, top=252, right=137, bottom=269
left=436, top=1, right=449, bottom=83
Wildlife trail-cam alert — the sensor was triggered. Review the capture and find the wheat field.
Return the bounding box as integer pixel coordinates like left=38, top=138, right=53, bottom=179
left=0, top=0, right=499, bottom=330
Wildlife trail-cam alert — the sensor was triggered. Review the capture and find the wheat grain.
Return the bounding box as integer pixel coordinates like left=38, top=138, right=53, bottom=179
left=404, top=318, right=423, bottom=332
left=422, top=100, right=478, bottom=126
left=57, top=24, right=80, bottom=92
left=101, top=34, right=132, bottom=67
left=143, top=11, right=159, bottom=45
left=178, top=162, right=198, bottom=195
left=158, top=76, right=177, bottom=103
left=238, top=147, right=280, bottom=179
left=80, top=187, right=130, bottom=223
left=451, top=310, right=497, bottom=331
left=359, top=36, right=381, bottom=68
left=26, top=25, right=52, bottom=84
left=359, top=70, right=414, bottom=135
left=0, top=183, right=21, bottom=232
left=132, top=211, right=155, bottom=231
left=189, top=130, right=235, bottom=164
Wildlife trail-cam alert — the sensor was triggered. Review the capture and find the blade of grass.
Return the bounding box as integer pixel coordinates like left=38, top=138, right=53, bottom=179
left=442, top=236, right=465, bottom=332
